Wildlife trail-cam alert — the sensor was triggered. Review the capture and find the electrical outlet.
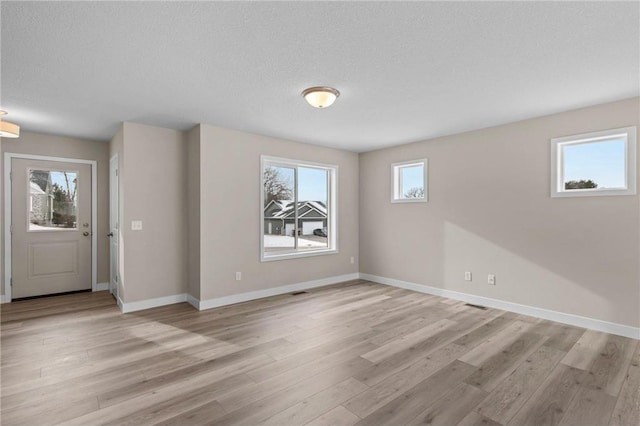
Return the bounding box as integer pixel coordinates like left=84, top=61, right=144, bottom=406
left=464, top=271, right=472, bottom=281
left=350, top=256, right=355, bottom=264
left=235, top=272, right=242, bottom=281
left=488, top=274, right=496, bottom=285
left=131, top=220, right=143, bottom=231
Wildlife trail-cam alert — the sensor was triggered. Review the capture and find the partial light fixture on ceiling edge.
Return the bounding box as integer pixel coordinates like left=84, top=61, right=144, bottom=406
left=0, top=110, right=20, bottom=138
left=302, top=86, right=340, bottom=108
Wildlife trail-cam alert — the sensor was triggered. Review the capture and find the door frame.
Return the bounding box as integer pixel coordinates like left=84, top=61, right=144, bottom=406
left=3, top=153, right=98, bottom=302
left=109, top=153, right=118, bottom=298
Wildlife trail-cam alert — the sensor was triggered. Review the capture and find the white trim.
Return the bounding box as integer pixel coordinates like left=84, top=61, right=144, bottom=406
left=260, top=155, right=338, bottom=262
left=194, top=273, right=360, bottom=311
left=109, top=153, right=119, bottom=298
left=550, top=126, right=637, bottom=198
left=1, top=295, right=8, bottom=304
left=3, top=153, right=99, bottom=303
left=360, top=273, right=640, bottom=340
left=117, top=272, right=360, bottom=313
left=118, top=293, right=188, bottom=314
left=4, top=155, right=10, bottom=302
left=260, top=248, right=338, bottom=262
left=95, top=282, right=109, bottom=291
left=391, top=158, right=428, bottom=203
left=186, top=293, right=201, bottom=310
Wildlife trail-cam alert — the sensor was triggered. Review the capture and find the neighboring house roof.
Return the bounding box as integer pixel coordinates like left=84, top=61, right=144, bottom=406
left=271, top=200, right=291, bottom=212
left=30, top=181, right=46, bottom=195
left=264, top=200, right=327, bottom=219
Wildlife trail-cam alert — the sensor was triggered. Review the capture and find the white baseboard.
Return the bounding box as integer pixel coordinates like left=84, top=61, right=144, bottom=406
left=194, top=273, right=360, bottom=311
left=186, top=293, right=200, bottom=310
left=360, top=273, right=640, bottom=340
left=94, top=282, right=109, bottom=291
left=105, top=271, right=640, bottom=340
left=118, top=293, right=188, bottom=314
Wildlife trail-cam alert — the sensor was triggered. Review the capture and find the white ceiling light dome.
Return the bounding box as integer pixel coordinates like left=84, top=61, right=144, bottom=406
left=302, top=87, right=340, bottom=108
left=0, top=111, right=20, bottom=138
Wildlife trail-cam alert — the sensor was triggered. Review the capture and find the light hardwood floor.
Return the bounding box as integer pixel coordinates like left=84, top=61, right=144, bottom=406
left=1, top=280, right=638, bottom=426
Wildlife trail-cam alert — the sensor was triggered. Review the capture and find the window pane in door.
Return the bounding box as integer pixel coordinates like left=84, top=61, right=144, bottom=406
left=29, top=170, right=78, bottom=231
left=263, top=165, right=295, bottom=252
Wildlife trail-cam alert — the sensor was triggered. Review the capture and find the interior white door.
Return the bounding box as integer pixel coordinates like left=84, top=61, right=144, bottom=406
left=109, top=155, right=119, bottom=298
left=11, top=158, right=92, bottom=298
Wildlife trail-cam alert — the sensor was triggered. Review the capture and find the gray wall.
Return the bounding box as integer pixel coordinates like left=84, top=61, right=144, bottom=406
left=110, top=122, right=188, bottom=303
left=198, top=125, right=360, bottom=300
left=1, top=131, right=110, bottom=295
left=359, top=97, right=640, bottom=328
left=5, top=98, right=637, bottom=331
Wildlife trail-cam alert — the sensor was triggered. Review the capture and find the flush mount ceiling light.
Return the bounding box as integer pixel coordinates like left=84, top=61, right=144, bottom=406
left=302, top=86, right=340, bottom=108
left=0, top=110, right=20, bottom=138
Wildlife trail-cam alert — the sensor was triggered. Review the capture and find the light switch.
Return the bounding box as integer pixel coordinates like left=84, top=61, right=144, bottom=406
left=131, top=220, right=143, bottom=231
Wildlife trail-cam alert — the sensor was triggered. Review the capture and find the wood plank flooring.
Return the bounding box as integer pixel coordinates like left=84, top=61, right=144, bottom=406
left=1, top=280, right=638, bottom=426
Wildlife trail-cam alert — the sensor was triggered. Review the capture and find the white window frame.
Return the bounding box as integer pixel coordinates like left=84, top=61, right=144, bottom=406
left=550, top=126, right=637, bottom=198
left=260, top=155, right=338, bottom=262
left=391, top=158, right=428, bottom=203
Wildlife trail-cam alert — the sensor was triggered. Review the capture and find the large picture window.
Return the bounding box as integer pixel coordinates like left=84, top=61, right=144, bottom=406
left=551, top=127, right=637, bottom=198
left=261, top=156, right=337, bottom=261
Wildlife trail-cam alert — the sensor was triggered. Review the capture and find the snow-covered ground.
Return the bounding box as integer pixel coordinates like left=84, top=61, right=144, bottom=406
left=29, top=223, right=75, bottom=231
left=264, top=235, right=326, bottom=248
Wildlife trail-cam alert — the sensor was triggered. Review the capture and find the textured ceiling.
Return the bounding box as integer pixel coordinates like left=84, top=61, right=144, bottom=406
left=1, top=1, right=638, bottom=151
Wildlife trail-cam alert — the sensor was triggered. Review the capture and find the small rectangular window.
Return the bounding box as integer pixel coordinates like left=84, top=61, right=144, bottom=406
left=551, top=127, right=637, bottom=197
left=391, top=159, right=428, bottom=203
left=28, top=169, right=79, bottom=231
left=261, top=156, right=337, bottom=261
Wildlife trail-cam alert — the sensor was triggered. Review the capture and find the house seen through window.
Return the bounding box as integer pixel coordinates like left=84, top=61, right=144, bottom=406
left=28, top=169, right=78, bottom=231
left=261, top=156, right=337, bottom=261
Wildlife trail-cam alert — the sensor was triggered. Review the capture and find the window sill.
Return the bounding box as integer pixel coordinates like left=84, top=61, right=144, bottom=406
left=261, top=248, right=338, bottom=262
left=551, top=188, right=636, bottom=198
left=391, top=198, right=428, bottom=203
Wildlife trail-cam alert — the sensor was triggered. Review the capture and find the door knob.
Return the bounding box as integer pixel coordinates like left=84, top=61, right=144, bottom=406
left=107, top=232, right=114, bottom=237
left=83, top=231, right=90, bottom=237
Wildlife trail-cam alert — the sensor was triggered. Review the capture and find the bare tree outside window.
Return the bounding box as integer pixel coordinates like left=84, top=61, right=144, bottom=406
left=29, top=170, right=78, bottom=230
left=404, top=187, right=424, bottom=198
left=263, top=166, right=293, bottom=206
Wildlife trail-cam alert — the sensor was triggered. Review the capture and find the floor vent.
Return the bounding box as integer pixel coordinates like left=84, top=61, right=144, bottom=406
left=291, top=291, right=309, bottom=296
left=464, top=303, right=488, bottom=310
